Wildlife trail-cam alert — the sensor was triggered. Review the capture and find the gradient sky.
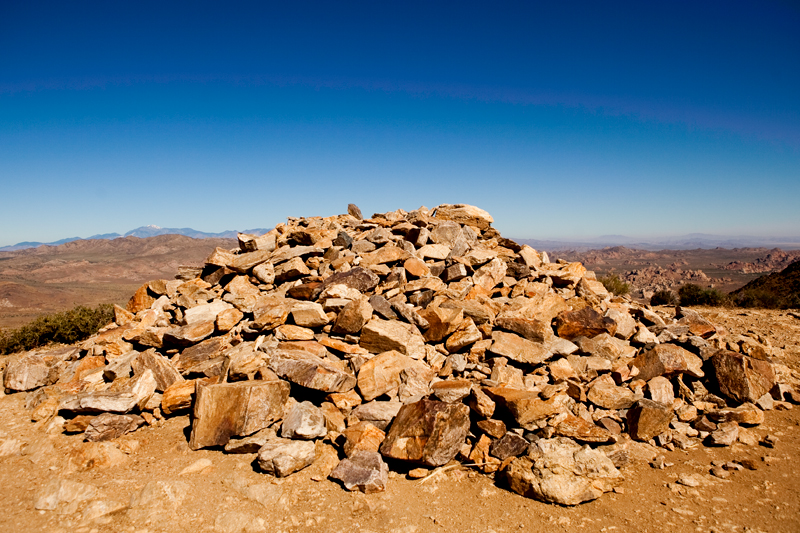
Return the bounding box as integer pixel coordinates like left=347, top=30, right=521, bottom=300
left=1, top=1, right=799, bottom=247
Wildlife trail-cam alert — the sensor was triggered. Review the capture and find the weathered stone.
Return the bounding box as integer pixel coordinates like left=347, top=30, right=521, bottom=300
left=189, top=380, right=290, bottom=450
left=268, top=349, right=356, bottom=393
left=252, top=298, right=294, bottom=331
left=84, top=413, right=145, bottom=442
left=555, top=307, right=617, bottom=340
left=238, top=232, right=276, bottom=253
left=174, top=337, right=229, bottom=374
left=330, top=450, right=388, bottom=494
left=472, top=258, right=507, bottom=291
left=342, top=421, right=386, bottom=457
left=332, top=298, right=373, bottom=335
left=707, top=404, right=765, bottom=426
left=274, top=256, right=310, bottom=282
left=489, top=331, right=551, bottom=365
left=647, top=376, right=675, bottom=405
left=712, top=351, right=776, bottom=404
left=445, top=318, right=482, bottom=353
left=349, top=401, right=402, bottom=431
left=490, top=432, right=529, bottom=460
left=127, top=283, right=155, bottom=313
left=627, top=399, right=674, bottom=442
left=357, top=350, right=412, bottom=401
left=163, top=321, right=215, bottom=347
left=291, top=302, right=329, bottom=328
left=183, top=300, right=234, bottom=325
left=4, top=353, right=52, bottom=391
left=161, top=379, right=198, bottom=415
left=587, top=375, right=637, bottom=409
left=360, top=245, right=410, bottom=266
left=281, top=401, right=327, bottom=440
left=131, top=349, right=183, bottom=392
left=419, top=307, right=463, bottom=343
left=275, top=324, right=315, bottom=341
left=555, top=414, right=613, bottom=443
left=477, top=419, right=507, bottom=439
left=605, top=308, right=637, bottom=340
left=676, top=307, right=717, bottom=339
left=505, top=439, right=623, bottom=506
left=631, top=344, right=704, bottom=381
left=485, top=388, right=571, bottom=429
left=495, top=317, right=550, bottom=343
left=431, top=379, right=472, bottom=403
left=360, top=318, right=426, bottom=359
left=708, top=421, right=739, bottom=446
left=380, top=399, right=470, bottom=467
left=59, top=391, right=137, bottom=414
left=257, top=438, right=316, bottom=477
left=433, top=204, right=494, bottom=230
left=224, top=427, right=277, bottom=454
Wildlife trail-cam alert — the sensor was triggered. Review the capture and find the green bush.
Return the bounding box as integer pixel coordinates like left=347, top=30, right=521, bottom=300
left=650, top=290, right=677, bottom=306
left=678, top=284, right=728, bottom=307
left=0, top=304, right=114, bottom=355
left=599, top=274, right=630, bottom=296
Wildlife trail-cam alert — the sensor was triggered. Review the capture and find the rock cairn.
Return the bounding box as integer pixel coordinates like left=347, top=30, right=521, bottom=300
left=4, top=204, right=799, bottom=505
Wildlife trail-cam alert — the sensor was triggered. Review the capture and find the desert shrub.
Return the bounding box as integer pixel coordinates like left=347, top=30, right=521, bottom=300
left=0, top=304, right=114, bottom=355
left=733, top=288, right=781, bottom=309
left=678, top=284, right=728, bottom=307
left=650, top=290, right=677, bottom=306
left=599, top=274, right=630, bottom=296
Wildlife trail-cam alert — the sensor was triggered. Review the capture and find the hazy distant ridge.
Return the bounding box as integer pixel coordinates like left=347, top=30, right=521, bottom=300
left=0, top=225, right=271, bottom=252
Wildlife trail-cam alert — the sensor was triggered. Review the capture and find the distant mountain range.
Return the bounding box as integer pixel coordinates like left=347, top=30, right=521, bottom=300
left=3, top=227, right=800, bottom=253
left=516, top=233, right=800, bottom=251
left=0, top=225, right=271, bottom=252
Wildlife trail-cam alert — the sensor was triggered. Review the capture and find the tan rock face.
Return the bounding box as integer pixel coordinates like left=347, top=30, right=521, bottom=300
left=489, top=331, right=551, bottom=365
left=627, top=399, right=673, bottom=441
left=555, top=307, right=617, bottom=340
left=189, top=380, right=290, bottom=450
left=712, top=351, right=776, bottom=404
left=268, top=349, right=356, bottom=393
left=432, top=204, right=494, bottom=230
left=357, top=350, right=413, bottom=401
left=631, top=344, right=704, bottom=381
left=360, top=319, right=426, bottom=359
left=380, top=399, right=470, bottom=467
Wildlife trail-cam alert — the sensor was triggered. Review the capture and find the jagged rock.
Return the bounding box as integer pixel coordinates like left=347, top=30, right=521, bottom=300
left=257, top=438, right=316, bottom=477
left=489, top=331, right=551, bottom=365
left=627, top=399, right=673, bottom=441
left=349, top=401, right=402, bottom=431
left=360, top=318, right=426, bottom=359
left=419, top=307, right=463, bottom=343
left=647, top=376, right=675, bottom=405
left=506, top=438, right=623, bottom=505
left=280, top=401, right=327, bottom=440
left=224, top=428, right=277, bottom=454
left=555, top=414, right=613, bottom=443
left=268, top=349, right=356, bottom=392
left=59, top=391, right=138, bottom=414
left=631, top=344, right=704, bottom=381
left=161, top=379, right=198, bottom=415
left=127, top=284, right=155, bottom=313
left=342, top=421, right=386, bottom=457
left=332, top=298, right=373, bottom=335
left=289, top=302, right=329, bottom=328
left=712, top=351, right=776, bottom=404
left=431, top=379, right=472, bottom=403
left=4, top=353, right=52, bottom=392
left=708, top=421, right=739, bottom=446
left=495, top=316, right=551, bottom=343
left=131, top=349, right=183, bottom=392
left=84, top=413, right=145, bottom=442
left=189, top=380, right=290, bottom=449
left=163, top=321, right=215, bottom=347
left=490, top=432, right=529, bottom=460
left=486, top=388, right=571, bottom=429
left=238, top=231, right=276, bottom=253
left=380, top=399, right=470, bottom=467
left=433, top=204, right=494, bottom=230
left=707, top=404, right=765, bottom=426
left=330, top=450, right=389, bottom=493
left=676, top=307, right=717, bottom=339
left=554, top=307, right=617, bottom=340
left=183, top=300, right=234, bottom=325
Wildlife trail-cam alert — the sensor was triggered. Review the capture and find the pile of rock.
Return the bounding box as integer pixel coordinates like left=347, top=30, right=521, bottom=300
left=4, top=204, right=798, bottom=505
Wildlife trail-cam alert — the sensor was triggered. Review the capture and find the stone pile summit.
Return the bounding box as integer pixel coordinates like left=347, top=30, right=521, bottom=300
left=3, top=203, right=797, bottom=506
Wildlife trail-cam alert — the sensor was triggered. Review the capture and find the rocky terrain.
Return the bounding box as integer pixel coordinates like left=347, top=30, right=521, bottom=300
left=554, top=247, right=800, bottom=300
left=1, top=204, right=799, bottom=532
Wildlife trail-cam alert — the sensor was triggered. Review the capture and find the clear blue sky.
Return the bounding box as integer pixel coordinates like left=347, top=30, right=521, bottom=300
left=1, top=1, right=798, bottom=247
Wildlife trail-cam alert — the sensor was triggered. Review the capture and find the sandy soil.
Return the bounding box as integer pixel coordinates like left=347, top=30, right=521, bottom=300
left=0, top=307, right=798, bottom=533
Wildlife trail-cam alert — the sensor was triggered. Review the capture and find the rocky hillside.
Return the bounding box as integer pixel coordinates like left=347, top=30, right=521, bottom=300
left=731, top=259, right=800, bottom=309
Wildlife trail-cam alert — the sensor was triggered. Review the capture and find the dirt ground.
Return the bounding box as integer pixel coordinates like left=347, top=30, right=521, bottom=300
left=1, top=307, right=798, bottom=533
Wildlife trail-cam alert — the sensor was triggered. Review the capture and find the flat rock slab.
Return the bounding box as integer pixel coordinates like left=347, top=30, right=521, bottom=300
left=712, top=351, right=776, bottom=404
left=631, top=344, right=704, bottom=381
left=360, top=319, right=426, bottom=360
left=189, top=380, right=290, bottom=450
left=330, top=450, right=389, bottom=493
left=380, top=399, right=470, bottom=467
left=257, top=438, right=316, bottom=477
left=268, top=349, right=356, bottom=393
left=84, top=413, right=145, bottom=442
left=489, top=331, right=551, bottom=365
